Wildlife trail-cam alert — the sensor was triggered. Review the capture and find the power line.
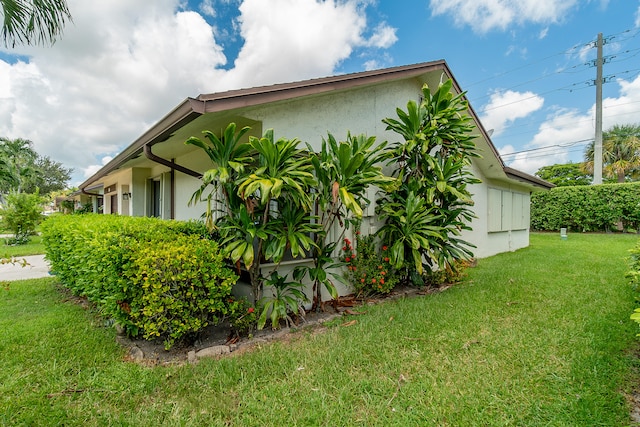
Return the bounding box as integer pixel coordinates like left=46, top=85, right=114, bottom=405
left=499, top=138, right=593, bottom=158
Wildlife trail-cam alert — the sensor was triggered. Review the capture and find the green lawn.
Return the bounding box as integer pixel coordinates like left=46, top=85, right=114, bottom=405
left=0, top=235, right=45, bottom=258
left=1, top=233, right=639, bottom=426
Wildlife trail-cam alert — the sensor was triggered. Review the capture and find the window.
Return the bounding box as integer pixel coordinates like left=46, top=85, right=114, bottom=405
left=488, top=188, right=529, bottom=232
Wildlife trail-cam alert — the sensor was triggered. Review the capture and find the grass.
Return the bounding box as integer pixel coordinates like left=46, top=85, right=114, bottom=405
left=1, top=232, right=639, bottom=426
left=0, top=235, right=45, bottom=258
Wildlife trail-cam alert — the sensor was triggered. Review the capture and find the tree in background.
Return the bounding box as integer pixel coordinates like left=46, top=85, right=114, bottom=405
left=583, top=124, right=640, bottom=183
left=0, top=137, right=72, bottom=194
left=22, top=155, right=72, bottom=194
left=534, top=163, right=591, bottom=186
left=0, top=137, right=37, bottom=193
left=0, top=191, right=44, bottom=244
left=1, top=0, right=71, bottom=47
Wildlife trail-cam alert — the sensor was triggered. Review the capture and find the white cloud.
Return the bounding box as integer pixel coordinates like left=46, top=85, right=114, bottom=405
left=364, top=23, right=398, bottom=48
left=539, top=27, right=549, bottom=39
left=429, top=0, right=578, bottom=33
left=636, top=4, right=640, bottom=28
left=500, top=74, right=640, bottom=174
left=0, top=0, right=397, bottom=185
left=82, top=156, right=114, bottom=181
left=480, top=90, right=544, bottom=137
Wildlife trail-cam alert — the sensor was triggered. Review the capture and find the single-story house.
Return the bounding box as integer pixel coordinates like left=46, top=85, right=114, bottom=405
left=79, top=60, right=552, bottom=266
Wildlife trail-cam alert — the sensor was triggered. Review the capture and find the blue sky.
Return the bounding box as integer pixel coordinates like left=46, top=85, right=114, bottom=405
left=1, top=0, right=639, bottom=184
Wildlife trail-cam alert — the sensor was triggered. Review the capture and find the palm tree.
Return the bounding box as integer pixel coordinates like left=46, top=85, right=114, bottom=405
left=584, top=124, right=640, bottom=183
left=0, top=137, right=38, bottom=192
left=1, top=0, right=72, bottom=47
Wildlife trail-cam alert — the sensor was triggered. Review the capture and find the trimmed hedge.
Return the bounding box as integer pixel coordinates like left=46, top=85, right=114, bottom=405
left=41, top=214, right=237, bottom=349
left=531, top=182, right=640, bottom=232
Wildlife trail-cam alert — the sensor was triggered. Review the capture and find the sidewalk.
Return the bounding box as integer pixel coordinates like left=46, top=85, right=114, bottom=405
left=0, top=254, right=51, bottom=281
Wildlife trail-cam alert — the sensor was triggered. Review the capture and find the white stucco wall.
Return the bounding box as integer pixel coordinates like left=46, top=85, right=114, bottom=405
left=243, top=81, right=419, bottom=151
left=462, top=162, right=532, bottom=258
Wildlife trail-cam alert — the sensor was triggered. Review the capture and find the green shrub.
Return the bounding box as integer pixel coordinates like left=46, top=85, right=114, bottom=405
left=227, top=297, right=258, bottom=338
left=341, top=233, right=399, bottom=296
left=41, top=215, right=237, bottom=349
left=531, top=182, right=640, bottom=232
left=0, top=191, right=44, bottom=244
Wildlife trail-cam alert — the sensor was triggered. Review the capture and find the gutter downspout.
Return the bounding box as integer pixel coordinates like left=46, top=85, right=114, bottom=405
left=143, top=144, right=202, bottom=220
left=143, top=144, right=202, bottom=179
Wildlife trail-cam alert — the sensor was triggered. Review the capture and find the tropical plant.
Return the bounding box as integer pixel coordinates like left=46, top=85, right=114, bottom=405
left=583, top=123, right=640, bottom=183
left=187, top=125, right=321, bottom=326
left=0, top=137, right=38, bottom=193
left=302, top=132, right=395, bottom=309
left=185, top=122, right=253, bottom=229
left=257, top=271, right=308, bottom=330
left=378, top=80, right=480, bottom=283
left=1, top=0, right=72, bottom=47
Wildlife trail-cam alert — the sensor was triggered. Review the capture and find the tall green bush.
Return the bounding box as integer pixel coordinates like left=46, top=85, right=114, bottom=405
left=0, top=191, right=44, bottom=244
left=41, top=215, right=237, bottom=349
left=531, top=182, right=640, bottom=232
left=378, top=80, right=480, bottom=283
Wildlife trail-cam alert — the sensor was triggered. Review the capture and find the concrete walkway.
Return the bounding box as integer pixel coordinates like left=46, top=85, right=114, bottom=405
left=0, top=254, right=51, bottom=281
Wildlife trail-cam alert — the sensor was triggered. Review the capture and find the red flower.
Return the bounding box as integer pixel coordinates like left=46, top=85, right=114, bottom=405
left=380, top=271, right=386, bottom=276
left=378, top=265, right=383, bottom=269
left=345, top=257, right=351, bottom=262
left=380, top=279, right=385, bottom=285
left=384, top=257, right=390, bottom=262
left=356, top=231, right=361, bottom=235
left=342, top=246, right=347, bottom=251
left=247, top=307, right=255, bottom=314
left=371, top=278, right=377, bottom=283
left=360, top=278, right=365, bottom=283
left=382, top=245, right=388, bottom=251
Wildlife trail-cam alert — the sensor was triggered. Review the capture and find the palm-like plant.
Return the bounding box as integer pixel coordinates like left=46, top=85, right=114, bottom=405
left=377, top=191, right=444, bottom=274
left=0, top=137, right=39, bottom=193
left=239, top=129, right=316, bottom=210
left=583, top=124, right=640, bottom=183
left=1, top=0, right=72, bottom=47
left=379, top=80, right=480, bottom=282
left=303, top=132, right=395, bottom=309
left=186, top=123, right=253, bottom=229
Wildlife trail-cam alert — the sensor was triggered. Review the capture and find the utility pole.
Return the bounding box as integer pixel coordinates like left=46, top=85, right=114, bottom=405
left=593, top=32, right=603, bottom=185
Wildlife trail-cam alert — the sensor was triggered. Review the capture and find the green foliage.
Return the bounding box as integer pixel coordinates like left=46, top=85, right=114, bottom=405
left=226, top=297, right=258, bottom=337
left=531, top=182, right=640, bottom=232
left=258, top=271, right=308, bottom=330
left=305, top=132, right=395, bottom=307
left=584, top=123, right=640, bottom=183
left=188, top=126, right=321, bottom=309
left=340, top=233, right=399, bottom=296
left=379, top=80, right=479, bottom=281
left=0, top=137, right=72, bottom=194
left=0, top=0, right=72, bottom=47
left=2, top=233, right=637, bottom=425
left=0, top=191, right=44, bottom=244
left=534, top=162, right=591, bottom=186
left=40, top=214, right=237, bottom=349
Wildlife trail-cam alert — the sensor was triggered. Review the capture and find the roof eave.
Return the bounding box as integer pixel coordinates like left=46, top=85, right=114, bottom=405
left=504, top=166, right=555, bottom=190
left=79, top=98, right=204, bottom=190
